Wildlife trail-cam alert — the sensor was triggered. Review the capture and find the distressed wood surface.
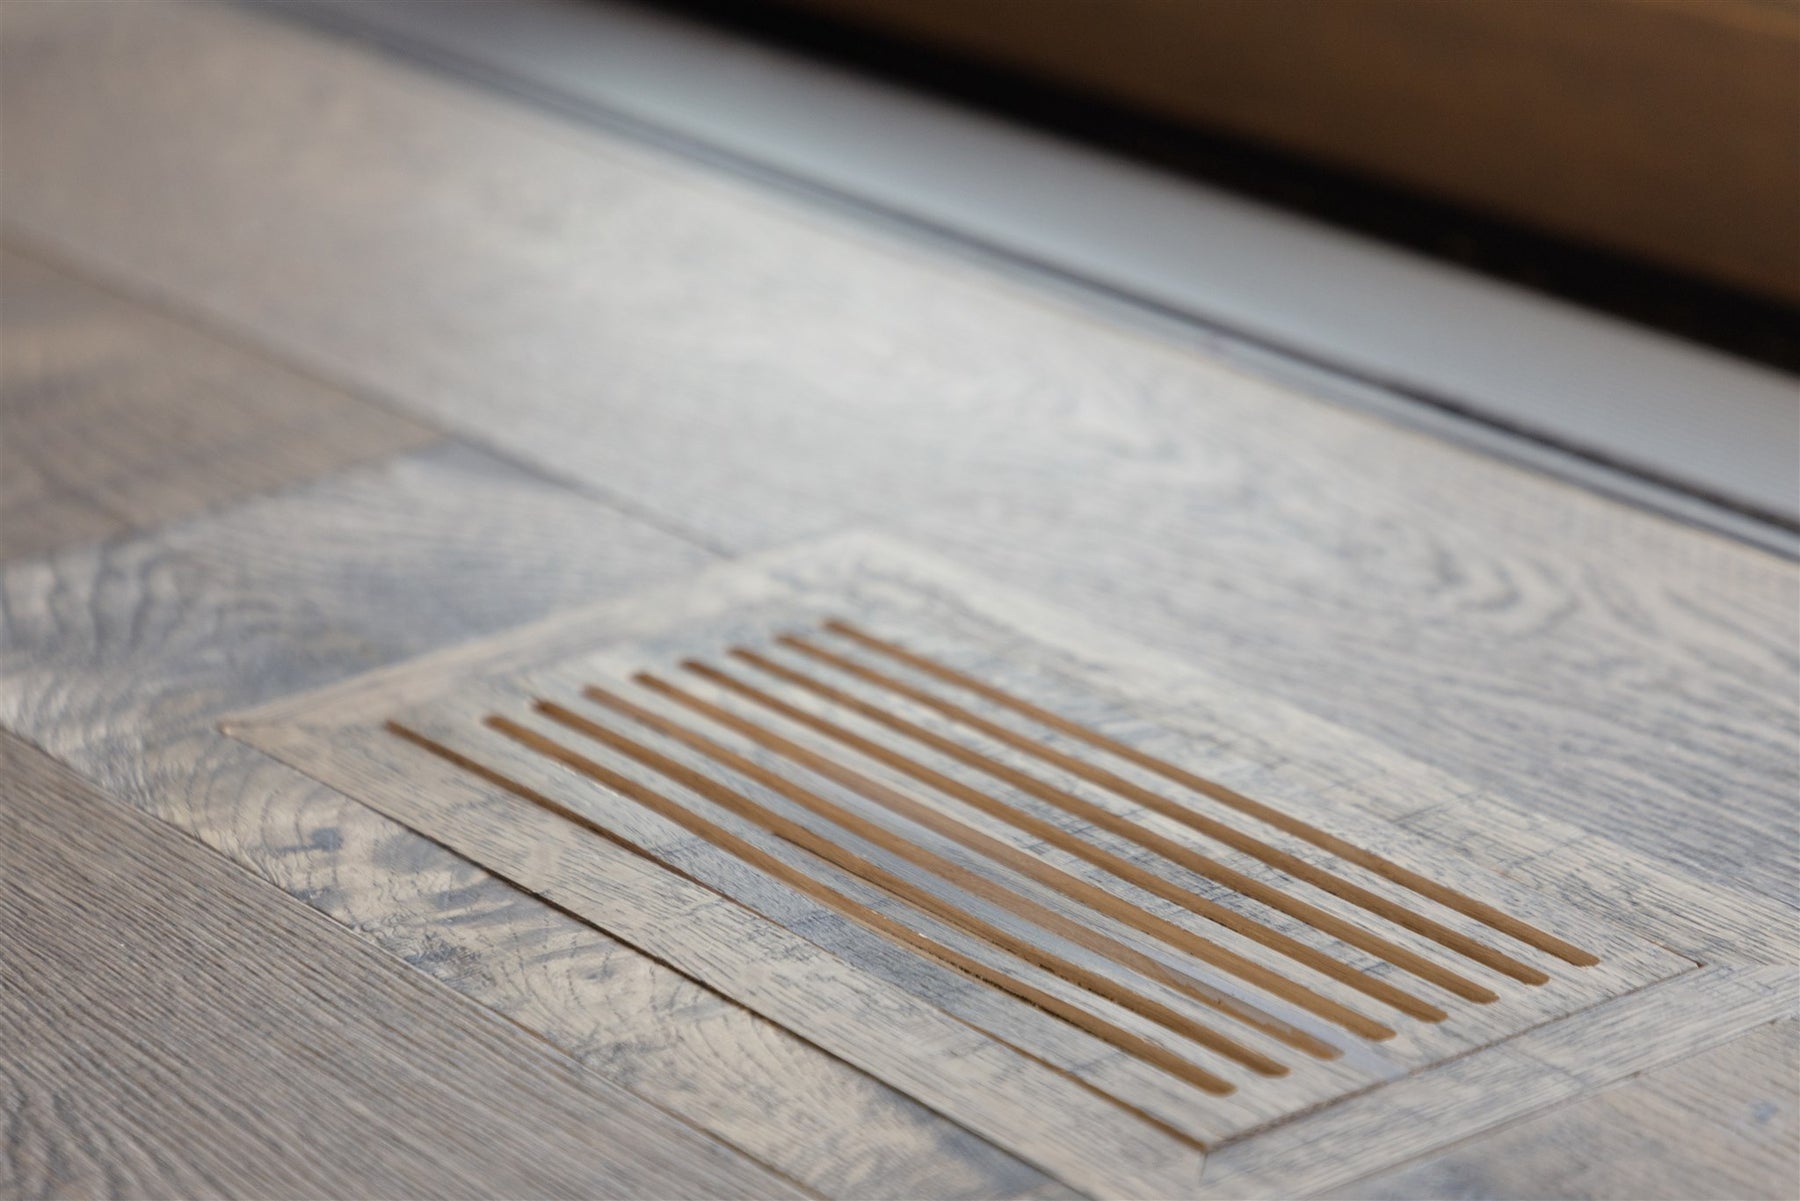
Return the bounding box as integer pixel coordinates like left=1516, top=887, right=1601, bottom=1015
left=0, top=243, right=436, bottom=562
left=1321, top=1019, right=1799, bottom=1200
left=0, top=442, right=712, bottom=765
left=0, top=729, right=795, bottom=1201
left=0, top=0, right=1794, bottom=1196
left=2, top=0, right=1792, bottom=912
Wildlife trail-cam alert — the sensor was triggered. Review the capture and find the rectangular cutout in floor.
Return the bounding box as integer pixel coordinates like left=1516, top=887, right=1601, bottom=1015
left=226, top=534, right=1693, bottom=1198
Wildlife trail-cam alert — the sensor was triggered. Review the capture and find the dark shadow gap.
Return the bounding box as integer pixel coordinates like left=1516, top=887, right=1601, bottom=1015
left=655, top=0, right=1800, bottom=375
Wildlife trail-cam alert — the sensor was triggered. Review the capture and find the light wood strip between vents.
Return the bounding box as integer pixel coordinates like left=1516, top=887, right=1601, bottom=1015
left=656, top=661, right=1624, bottom=1060
left=705, top=654, right=1506, bottom=1006
left=532, top=637, right=1634, bottom=1109
left=671, top=661, right=1452, bottom=1023
left=505, top=707, right=1295, bottom=1083
left=621, top=674, right=1400, bottom=1043
left=355, top=716, right=1210, bottom=1198
left=823, top=620, right=1601, bottom=969
left=448, top=716, right=1245, bottom=1102
left=396, top=685, right=1350, bottom=1131
left=388, top=699, right=1296, bottom=1140
left=573, top=670, right=1429, bottom=1081
left=561, top=686, right=1339, bottom=1062
left=738, top=645, right=1642, bottom=1032
left=780, top=634, right=1555, bottom=988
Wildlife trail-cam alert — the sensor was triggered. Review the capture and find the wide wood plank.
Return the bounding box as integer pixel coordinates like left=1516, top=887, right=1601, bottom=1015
left=2, top=0, right=1791, bottom=912
left=1322, top=1019, right=1799, bottom=1200
left=0, top=244, right=436, bottom=561
left=0, top=449, right=1061, bottom=1200
left=0, top=728, right=793, bottom=1201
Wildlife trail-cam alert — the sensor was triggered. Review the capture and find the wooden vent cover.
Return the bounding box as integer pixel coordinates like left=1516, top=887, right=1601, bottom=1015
left=228, top=535, right=1693, bottom=1198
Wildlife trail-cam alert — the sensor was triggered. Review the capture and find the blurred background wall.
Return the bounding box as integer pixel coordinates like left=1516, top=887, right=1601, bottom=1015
left=775, top=0, right=1800, bottom=306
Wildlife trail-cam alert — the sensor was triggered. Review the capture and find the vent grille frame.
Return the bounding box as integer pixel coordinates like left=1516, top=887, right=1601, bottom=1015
left=226, top=534, right=1699, bottom=1198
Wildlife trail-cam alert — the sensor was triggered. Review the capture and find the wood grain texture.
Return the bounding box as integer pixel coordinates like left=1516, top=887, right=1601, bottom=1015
left=1197, top=965, right=1798, bottom=1198
left=1321, top=1019, right=1800, bottom=1201
left=2, top=0, right=1791, bottom=912
left=899, top=484, right=1800, bottom=913
left=0, top=728, right=794, bottom=1201
left=787, top=0, right=1800, bottom=301
left=0, top=442, right=712, bottom=765
left=0, top=449, right=1061, bottom=1199
left=0, top=244, right=437, bottom=561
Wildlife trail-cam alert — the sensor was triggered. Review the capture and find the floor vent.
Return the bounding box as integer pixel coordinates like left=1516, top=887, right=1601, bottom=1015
left=226, top=535, right=1692, bottom=1198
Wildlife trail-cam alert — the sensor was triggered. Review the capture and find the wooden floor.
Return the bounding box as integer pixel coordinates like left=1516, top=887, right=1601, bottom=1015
left=0, top=2, right=1794, bottom=1198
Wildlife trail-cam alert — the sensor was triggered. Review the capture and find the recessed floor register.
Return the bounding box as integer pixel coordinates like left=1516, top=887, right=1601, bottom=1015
left=227, top=535, right=1691, bottom=1199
